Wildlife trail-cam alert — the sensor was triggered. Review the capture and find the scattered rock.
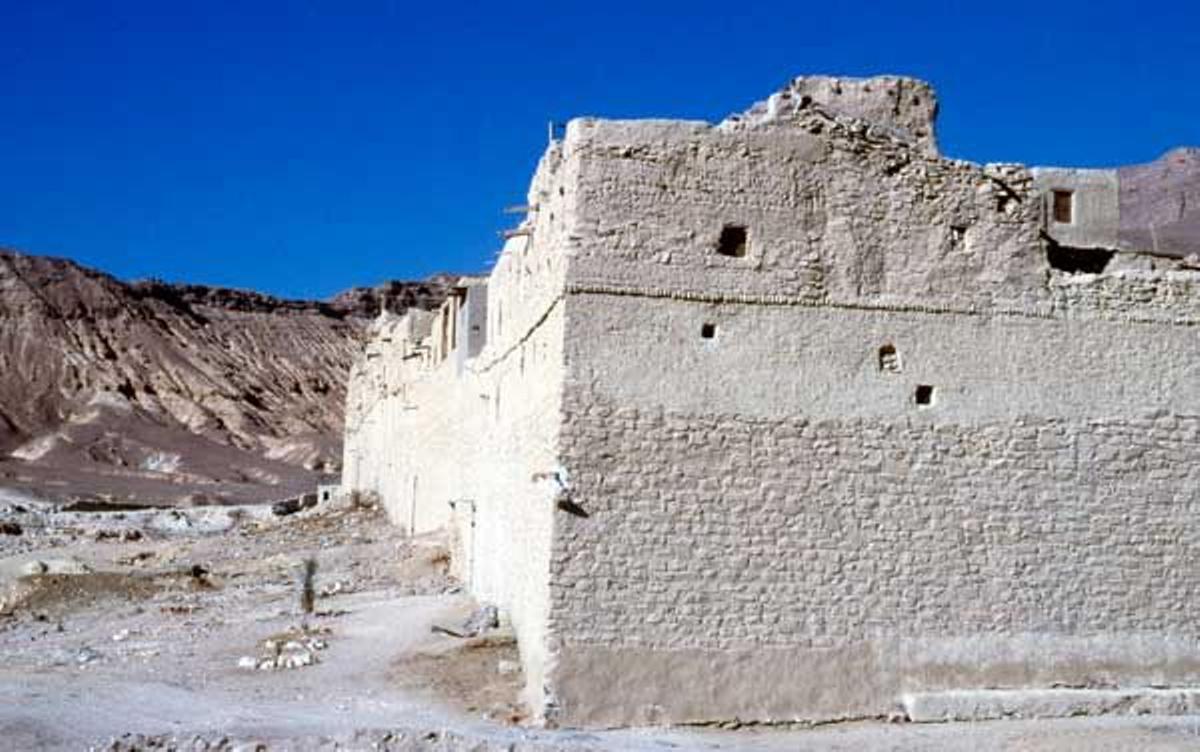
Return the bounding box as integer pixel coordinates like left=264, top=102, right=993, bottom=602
left=467, top=605, right=499, bottom=632
left=21, top=560, right=48, bottom=576
left=432, top=604, right=500, bottom=639
left=94, top=528, right=142, bottom=542
left=0, top=521, right=22, bottom=535
left=319, top=580, right=349, bottom=597
left=240, top=629, right=329, bottom=671
left=153, top=510, right=193, bottom=533
left=103, top=733, right=272, bottom=752
left=271, top=494, right=319, bottom=517
left=280, top=650, right=315, bottom=669
left=117, top=551, right=156, bottom=566
left=271, top=498, right=304, bottom=516
left=44, top=558, right=92, bottom=575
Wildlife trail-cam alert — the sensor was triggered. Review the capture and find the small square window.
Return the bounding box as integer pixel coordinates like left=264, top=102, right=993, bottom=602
left=701, top=323, right=716, bottom=339
left=879, top=344, right=901, bottom=373
left=716, top=225, right=748, bottom=257
left=1052, top=190, right=1074, bottom=224
left=915, top=385, right=934, bottom=406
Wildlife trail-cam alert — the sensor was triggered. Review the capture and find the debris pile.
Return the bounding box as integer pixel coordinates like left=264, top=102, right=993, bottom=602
left=238, top=627, right=331, bottom=671
left=432, top=604, right=499, bottom=639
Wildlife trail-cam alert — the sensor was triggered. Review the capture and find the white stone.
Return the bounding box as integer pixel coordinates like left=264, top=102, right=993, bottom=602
left=902, top=688, right=1200, bottom=722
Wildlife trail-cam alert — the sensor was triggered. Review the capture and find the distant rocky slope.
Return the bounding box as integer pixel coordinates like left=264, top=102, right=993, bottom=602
left=327, top=278, right=456, bottom=319
left=0, top=248, right=449, bottom=505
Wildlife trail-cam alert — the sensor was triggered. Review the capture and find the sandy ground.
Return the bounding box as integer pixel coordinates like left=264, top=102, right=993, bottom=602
left=2, top=496, right=1200, bottom=751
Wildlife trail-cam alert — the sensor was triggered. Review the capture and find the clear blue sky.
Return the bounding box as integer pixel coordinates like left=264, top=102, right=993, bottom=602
left=1, top=1, right=1196, bottom=299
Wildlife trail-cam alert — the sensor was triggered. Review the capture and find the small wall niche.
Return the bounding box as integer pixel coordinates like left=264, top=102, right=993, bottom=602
left=716, top=225, right=748, bottom=258
left=878, top=344, right=902, bottom=373
left=1052, top=190, right=1074, bottom=224
left=914, top=384, right=934, bottom=407
left=700, top=323, right=717, bottom=339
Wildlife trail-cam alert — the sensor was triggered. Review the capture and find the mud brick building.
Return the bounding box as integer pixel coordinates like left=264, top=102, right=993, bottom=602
left=344, top=76, right=1200, bottom=726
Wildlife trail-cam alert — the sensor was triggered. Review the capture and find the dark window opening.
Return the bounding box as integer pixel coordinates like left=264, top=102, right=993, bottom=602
left=1052, top=190, right=1074, bottom=224
left=701, top=323, right=716, bottom=339
left=915, top=385, right=934, bottom=406
left=716, top=225, right=748, bottom=258
left=950, top=225, right=967, bottom=246
left=1047, top=244, right=1113, bottom=274
left=879, top=344, right=901, bottom=373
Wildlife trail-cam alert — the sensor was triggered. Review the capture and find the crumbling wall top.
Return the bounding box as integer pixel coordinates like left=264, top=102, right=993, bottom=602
left=719, top=75, right=940, bottom=157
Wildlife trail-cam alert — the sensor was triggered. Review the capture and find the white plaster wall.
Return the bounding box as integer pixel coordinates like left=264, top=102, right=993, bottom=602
left=342, top=313, right=432, bottom=519
left=548, top=291, right=1200, bottom=726
left=541, top=108, right=1200, bottom=726
left=560, top=114, right=1044, bottom=314
left=344, top=77, right=1200, bottom=727
left=563, top=297, right=1200, bottom=425
left=342, top=142, right=577, bottom=715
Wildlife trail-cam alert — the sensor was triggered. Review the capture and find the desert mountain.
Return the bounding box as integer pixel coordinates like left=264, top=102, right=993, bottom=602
left=0, top=248, right=449, bottom=506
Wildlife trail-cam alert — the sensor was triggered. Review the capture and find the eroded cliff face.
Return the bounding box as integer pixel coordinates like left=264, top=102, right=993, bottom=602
left=0, top=248, right=447, bottom=504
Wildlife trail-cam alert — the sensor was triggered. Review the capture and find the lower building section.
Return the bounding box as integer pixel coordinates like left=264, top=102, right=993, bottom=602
left=549, top=636, right=1200, bottom=726
left=343, top=301, right=567, bottom=716
left=545, top=406, right=1200, bottom=725
left=545, top=294, right=1200, bottom=724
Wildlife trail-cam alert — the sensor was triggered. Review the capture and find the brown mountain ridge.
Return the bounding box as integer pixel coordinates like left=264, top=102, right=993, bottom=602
left=0, top=248, right=449, bottom=506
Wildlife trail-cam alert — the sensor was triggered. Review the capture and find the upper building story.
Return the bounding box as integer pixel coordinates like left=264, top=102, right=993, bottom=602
left=351, top=76, right=1200, bottom=394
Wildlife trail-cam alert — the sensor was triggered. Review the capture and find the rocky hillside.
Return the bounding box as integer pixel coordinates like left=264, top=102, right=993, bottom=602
left=0, top=248, right=449, bottom=505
